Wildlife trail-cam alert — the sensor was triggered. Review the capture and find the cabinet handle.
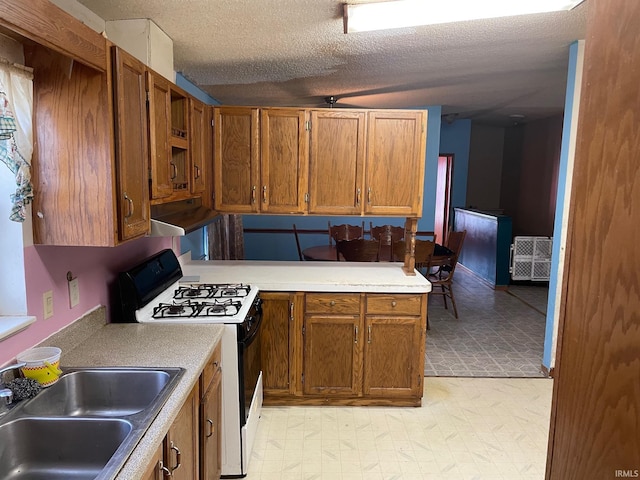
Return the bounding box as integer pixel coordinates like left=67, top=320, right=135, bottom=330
left=367, top=187, right=372, bottom=204
left=206, top=418, right=215, bottom=437
left=159, top=460, right=172, bottom=478
left=170, top=162, right=177, bottom=180
left=329, top=300, right=336, bottom=306
left=391, top=301, right=397, bottom=307
left=123, top=193, right=134, bottom=218
left=356, top=188, right=361, bottom=206
left=354, top=325, right=358, bottom=344
left=289, top=302, right=294, bottom=321
left=251, top=186, right=257, bottom=204
left=194, top=165, right=201, bottom=179
left=262, top=185, right=267, bottom=203
left=170, top=441, right=182, bottom=472
left=368, top=325, right=372, bottom=344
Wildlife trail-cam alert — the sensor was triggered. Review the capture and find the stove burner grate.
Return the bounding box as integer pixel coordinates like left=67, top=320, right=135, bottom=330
left=152, top=298, right=242, bottom=318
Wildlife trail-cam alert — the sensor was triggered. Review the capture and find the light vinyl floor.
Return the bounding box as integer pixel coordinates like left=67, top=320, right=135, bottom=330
left=246, top=377, right=553, bottom=480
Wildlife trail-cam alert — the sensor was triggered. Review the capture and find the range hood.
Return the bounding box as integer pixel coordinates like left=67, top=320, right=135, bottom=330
left=150, top=198, right=218, bottom=236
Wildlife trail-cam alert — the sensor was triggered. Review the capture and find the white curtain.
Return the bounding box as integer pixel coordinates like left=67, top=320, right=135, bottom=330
left=0, top=60, right=33, bottom=222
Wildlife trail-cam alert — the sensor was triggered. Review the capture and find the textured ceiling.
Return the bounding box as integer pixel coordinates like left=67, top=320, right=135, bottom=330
left=76, top=0, right=588, bottom=125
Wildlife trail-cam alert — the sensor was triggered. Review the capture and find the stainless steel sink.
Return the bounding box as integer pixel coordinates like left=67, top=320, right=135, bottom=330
left=23, top=369, right=174, bottom=416
left=0, top=367, right=184, bottom=480
left=0, top=417, right=132, bottom=479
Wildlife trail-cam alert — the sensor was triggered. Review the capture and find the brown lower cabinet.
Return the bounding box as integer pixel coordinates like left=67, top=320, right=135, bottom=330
left=164, top=384, right=199, bottom=480
left=200, top=343, right=222, bottom=480
left=142, top=344, right=222, bottom=480
left=261, top=291, right=427, bottom=406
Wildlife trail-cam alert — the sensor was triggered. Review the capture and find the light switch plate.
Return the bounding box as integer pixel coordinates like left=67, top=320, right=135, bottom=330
left=69, top=277, right=80, bottom=308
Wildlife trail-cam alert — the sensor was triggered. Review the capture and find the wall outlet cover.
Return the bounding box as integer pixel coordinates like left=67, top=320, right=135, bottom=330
left=43, top=290, right=53, bottom=319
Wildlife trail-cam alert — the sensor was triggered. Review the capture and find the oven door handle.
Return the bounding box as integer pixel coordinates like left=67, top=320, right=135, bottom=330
left=240, top=310, right=263, bottom=347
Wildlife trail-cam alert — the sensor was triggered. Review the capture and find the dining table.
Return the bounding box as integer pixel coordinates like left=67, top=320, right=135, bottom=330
left=302, top=245, right=342, bottom=261
left=301, top=243, right=454, bottom=264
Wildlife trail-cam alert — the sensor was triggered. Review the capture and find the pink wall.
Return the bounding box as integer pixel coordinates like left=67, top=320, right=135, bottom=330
left=1, top=236, right=173, bottom=364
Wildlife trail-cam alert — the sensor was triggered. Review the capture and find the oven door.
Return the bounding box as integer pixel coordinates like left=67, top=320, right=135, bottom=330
left=237, top=298, right=263, bottom=426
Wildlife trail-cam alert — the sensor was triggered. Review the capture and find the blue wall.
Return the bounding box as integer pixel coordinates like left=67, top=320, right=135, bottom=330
left=542, top=41, right=582, bottom=370
left=243, top=105, right=442, bottom=260
left=440, top=119, right=471, bottom=212
left=175, top=72, right=220, bottom=105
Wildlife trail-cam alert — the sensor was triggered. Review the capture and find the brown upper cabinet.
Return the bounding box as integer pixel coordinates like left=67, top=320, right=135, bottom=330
left=147, top=71, right=173, bottom=200
left=213, top=106, right=260, bottom=212
left=260, top=108, right=309, bottom=214
left=365, top=110, right=427, bottom=216
left=112, top=47, right=151, bottom=241
left=308, top=109, right=366, bottom=215
left=190, top=98, right=211, bottom=198
left=28, top=41, right=150, bottom=246
left=214, top=107, right=427, bottom=217
left=147, top=70, right=213, bottom=206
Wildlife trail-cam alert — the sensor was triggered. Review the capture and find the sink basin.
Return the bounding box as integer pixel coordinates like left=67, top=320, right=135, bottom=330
left=23, top=368, right=174, bottom=416
left=2, top=366, right=185, bottom=480
left=0, top=417, right=132, bottom=479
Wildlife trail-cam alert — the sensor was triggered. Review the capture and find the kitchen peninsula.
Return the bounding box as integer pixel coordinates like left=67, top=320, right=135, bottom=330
left=182, top=259, right=431, bottom=407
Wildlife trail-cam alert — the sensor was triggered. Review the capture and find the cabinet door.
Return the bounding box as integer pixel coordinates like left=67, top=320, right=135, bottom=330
left=147, top=71, right=173, bottom=200
left=190, top=98, right=208, bottom=195
left=303, top=315, right=362, bottom=396
left=165, top=385, right=199, bottom=480
left=308, top=110, right=366, bottom=214
left=203, top=105, right=215, bottom=209
left=214, top=106, right=260, bottom=212
left=112, top=47, right=150, bottom=241
left=365, top=110, right=427, bottom=216
left=260, top=108, right=308, bottom=213
left=260, top=292, right=296, bottom=395
left=200, top=371, right=222, bottom=480
left=142, top=443, right=167, bottom=480
left=364, top=316, right=423, bottom=397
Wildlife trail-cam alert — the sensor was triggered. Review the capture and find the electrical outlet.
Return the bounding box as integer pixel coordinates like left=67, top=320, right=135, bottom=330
left=69, top=277, right=80, bottom=308
left=43, top=290, right=53, bottom=319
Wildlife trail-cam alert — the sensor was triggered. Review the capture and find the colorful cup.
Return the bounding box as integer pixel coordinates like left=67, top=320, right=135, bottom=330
left=16, top=347, right=62, bottom=387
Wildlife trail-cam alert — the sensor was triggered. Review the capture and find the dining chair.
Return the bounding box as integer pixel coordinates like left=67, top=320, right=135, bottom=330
left=428, top=253, right=462, bottom=318
left=370, top=224, right=405, bottom=261
left=392, top=239, right=435, bottom=275
left=292, top=224, right=303, bottom=261
left=328, top=221, right=365, bottom=245
left=445, top=230, right=467, bottom=256
left=336, top=238, right=380, bottom=262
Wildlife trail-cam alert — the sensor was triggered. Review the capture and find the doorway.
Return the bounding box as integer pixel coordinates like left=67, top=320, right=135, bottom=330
left=434, top=154, right=454, bottom=244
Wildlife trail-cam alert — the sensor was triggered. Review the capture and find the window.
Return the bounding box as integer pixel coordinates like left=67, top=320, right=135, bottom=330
left=0, top=54, right=36, bottom=340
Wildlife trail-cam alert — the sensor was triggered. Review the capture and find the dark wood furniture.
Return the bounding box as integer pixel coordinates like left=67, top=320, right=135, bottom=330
left=328, top=222, right=365, bottom=245
left=371, top=224, right=405, bottom=261
left=393, top=239, right=435, bottom=275
left=302, top=245, right=341, bottom=261
left=336, top=239, right=380, bottom=262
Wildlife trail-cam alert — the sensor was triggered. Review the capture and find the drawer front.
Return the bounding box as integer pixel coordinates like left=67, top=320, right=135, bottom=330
left=366, top=294, right=422, bottom=315
left=305, top=293, right=360, bottom=314
left=201, top=341, right=222, bottom=397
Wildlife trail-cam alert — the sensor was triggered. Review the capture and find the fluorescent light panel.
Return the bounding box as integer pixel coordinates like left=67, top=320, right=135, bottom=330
left=344, top=0, right=585, bottom=33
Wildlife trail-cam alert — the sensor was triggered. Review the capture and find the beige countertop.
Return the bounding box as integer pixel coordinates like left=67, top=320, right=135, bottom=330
left=182, top=260, right=432, bottom=293
left=50, top=316, right=224, bottom=479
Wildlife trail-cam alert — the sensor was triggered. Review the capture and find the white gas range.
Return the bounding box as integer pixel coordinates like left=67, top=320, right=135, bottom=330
left=116, top=249, right=262, bottom=477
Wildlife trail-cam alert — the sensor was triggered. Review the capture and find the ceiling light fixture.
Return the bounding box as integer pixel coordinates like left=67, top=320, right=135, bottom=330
left=343, top=0, right=585, bottom=33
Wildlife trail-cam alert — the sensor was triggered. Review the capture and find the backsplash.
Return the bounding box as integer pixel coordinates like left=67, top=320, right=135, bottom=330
left=1, top=237, right=173, bottom=365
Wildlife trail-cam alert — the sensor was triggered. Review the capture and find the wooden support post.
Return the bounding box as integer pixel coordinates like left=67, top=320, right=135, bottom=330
left=403, top=217, right=417, bottom=275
